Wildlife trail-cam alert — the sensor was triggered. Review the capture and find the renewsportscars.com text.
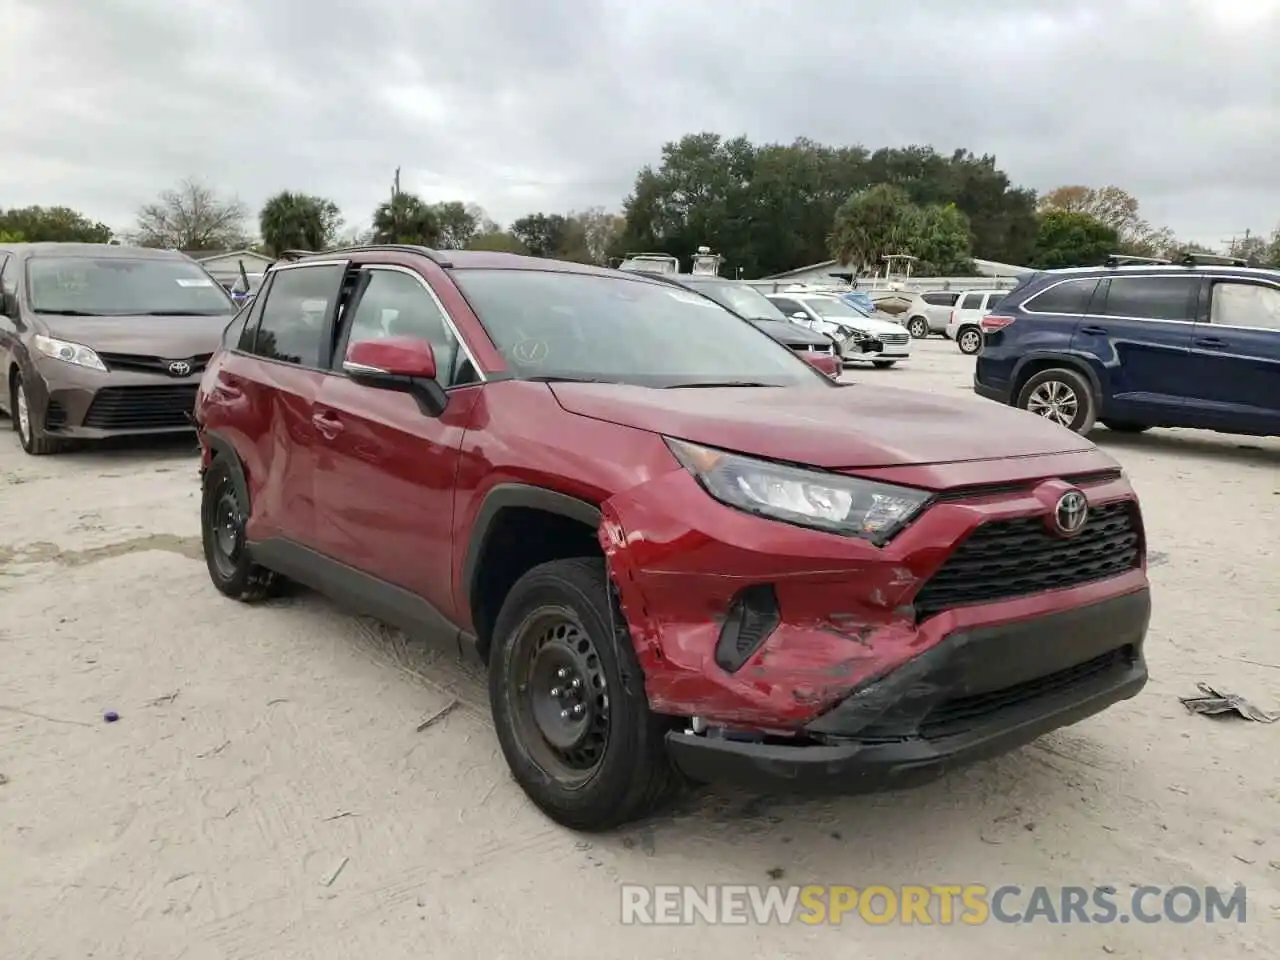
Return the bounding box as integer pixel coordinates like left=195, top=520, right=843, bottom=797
left=620, top=884, right=1248, bottom=926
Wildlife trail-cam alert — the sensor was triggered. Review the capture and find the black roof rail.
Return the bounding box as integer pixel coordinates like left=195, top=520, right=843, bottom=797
left=1174, top=252, right=1249, bottom=268
left=1103, top=254, right=1170, bottom=267
left=322, top=243, right=454, bottom=267
left=270, top=244, right=455, bottom=268
left=274, top=249, right=318, bottom=263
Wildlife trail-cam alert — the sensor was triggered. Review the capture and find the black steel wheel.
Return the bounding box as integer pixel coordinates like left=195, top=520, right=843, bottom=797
left=200, top=455, right=279, bottom=601
left=489, top=557, right=680, bottom=831
left=513, top=608, right=611, bottom=781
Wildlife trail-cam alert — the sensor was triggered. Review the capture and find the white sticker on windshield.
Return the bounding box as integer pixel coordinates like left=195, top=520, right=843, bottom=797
left=666, top=290, right=715, bottom=306
left=175, top=278, right=215, bottom=287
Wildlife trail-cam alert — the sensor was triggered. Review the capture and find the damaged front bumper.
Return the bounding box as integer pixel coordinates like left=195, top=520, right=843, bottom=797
left=597, top=452, right=1151, bottom=793
left=664, top=589, right=1149, bottom=793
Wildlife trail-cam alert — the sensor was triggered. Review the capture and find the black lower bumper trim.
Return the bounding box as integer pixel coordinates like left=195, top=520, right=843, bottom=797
left=665, top=588, right=1150, bottom=794
left=973, top=379, right=1010, bottom=404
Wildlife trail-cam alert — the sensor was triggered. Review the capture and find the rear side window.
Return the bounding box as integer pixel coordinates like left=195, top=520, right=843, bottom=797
left=248, top=264, right=346, bottom=367
left=921, top=291, right=958, bottom=306
left=770, top=297, right=804, bottom=315
left=1100, top=276, right=1198, bottom=321
left=1022, top=278, right=1099, bottom=315
left=959, top=292, right=985, bottom=310
left=1209, top=281, right=1280, bottom=330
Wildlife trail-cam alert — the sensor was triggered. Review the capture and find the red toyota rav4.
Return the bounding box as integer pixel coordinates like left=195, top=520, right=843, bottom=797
left=195, top=245, right=1150, bottom=831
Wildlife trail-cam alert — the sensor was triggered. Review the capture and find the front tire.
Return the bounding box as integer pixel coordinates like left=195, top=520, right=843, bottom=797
left=956, top=327, right=983, bottom=355
left=1101, top=420, right=1151, bottom=434
left=1016, top=368, right=1097, bottom=434
left=11, top=372, right=63, bottom=455
left=201, top=455, right=279, bottom=601
left=906, top=317, right=929, bottom=339
left=488, top=557, right=680, bottom=831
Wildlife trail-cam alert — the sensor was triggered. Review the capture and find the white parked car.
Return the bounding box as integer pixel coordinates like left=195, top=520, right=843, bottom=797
left=766, top=292, right=912, bottom=368
left=945, top=289, right=1008, bottom=355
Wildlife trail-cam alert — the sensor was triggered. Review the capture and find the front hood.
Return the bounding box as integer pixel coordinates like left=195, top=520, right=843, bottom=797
left=549, top=382, right=1097, bottom=470
left=749, top=319, right=832, bottom=346
left=843, top=315, right=904, bottom=335
left=39, top=314, right=234, bottom=357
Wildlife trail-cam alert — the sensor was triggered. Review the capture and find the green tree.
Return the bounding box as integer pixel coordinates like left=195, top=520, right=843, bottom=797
left=0, top=206, right=112, bottom=243
left=132, top=178, right=250, bottom=249
left=828, top=184, right=922, bottom=274
left=910, top=203, right=976, bottom=275
left=370, top=169, right=439, bottom=246
left=510, top=213, right=572, bottom=258
left=1029, top=210, right=1118, bottom=269
left=467, top=230, right=529, bottom=254
left=616, top=133, right=1037, bottom=277
left=0, top=230, right=24, bottom=242
left=429, top=202, right=492, bottom=250
left=258, top=191, right=342, bottom=254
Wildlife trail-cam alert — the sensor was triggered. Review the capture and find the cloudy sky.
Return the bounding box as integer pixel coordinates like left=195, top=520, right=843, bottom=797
left=2, top=0, right=1276, bottom=249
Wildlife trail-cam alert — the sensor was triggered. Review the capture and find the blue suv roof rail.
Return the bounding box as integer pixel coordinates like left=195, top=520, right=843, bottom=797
left=1103, top=254, right=1170, bottom=267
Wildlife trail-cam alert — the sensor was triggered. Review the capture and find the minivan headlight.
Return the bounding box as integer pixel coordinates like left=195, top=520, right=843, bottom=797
left=33, top=334, right=108, bottom=372
left=665, top=438, right=929, bottom=542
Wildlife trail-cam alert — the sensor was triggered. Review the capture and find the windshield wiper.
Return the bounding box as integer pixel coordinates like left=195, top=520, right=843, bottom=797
left=524, top=375, right=610, bottom=383
left=140, top=312, right=230, bottom=320
left=664, top=381, right=781, bottom=389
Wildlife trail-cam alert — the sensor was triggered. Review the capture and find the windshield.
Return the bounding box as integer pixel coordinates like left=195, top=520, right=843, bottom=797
left=806, top=297, right=866, bottom=319
left=26, top=256, right=236, bottom=316
left=683, top=280, right=789, bottom=322
left=453, top=269, right=828, bottom=388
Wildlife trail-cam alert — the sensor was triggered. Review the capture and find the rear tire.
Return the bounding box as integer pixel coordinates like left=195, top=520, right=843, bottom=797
left=1016, top=368, right=1097, bottom=434
left=907, top=317, right=929, bottom=339
left=201, top=455, right=279, bottom=601
left=488, top=557, right=681, bottom=831
left=1101, top=420, right=1151, bottom=434
left=10, top=372, right=62, bottom=455
left=956, top=327, right=983, bottom=355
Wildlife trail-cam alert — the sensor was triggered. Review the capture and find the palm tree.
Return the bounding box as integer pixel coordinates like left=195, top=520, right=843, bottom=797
left=370, top=168, right=441, bottom=246
left=259, top=192, right=341, bottom=254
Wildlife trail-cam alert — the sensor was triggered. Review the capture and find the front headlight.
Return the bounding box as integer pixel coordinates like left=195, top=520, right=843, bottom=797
left=33, top=334, right=107, bottom=372
left=665, top=438, right=929, bottom=543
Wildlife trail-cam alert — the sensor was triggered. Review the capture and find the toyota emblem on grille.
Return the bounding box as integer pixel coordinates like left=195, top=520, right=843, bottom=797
left=167, top=360, right=192, bottom=377
left=1053, top=490, right=1089, bottom=536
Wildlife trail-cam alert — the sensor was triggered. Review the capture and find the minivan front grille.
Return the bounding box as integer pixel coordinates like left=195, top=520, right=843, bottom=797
left=98, top=352, right=212, bottom=376
left=913, top=500, right=1142, bottom=620
left=83, top=385, right=199, bottom=431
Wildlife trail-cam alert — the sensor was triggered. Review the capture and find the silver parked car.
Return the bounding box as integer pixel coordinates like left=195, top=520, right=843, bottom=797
left=902, top=291, right=962, bottom=339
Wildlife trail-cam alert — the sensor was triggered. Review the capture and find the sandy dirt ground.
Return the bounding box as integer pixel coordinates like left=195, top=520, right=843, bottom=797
left=2, top=339, right=1278, bottom=959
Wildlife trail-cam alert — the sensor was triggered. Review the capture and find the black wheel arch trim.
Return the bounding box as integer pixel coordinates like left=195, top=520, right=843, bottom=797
left=201, top=431, right=252, bottom=512
left=1009, top=352, right=1103, bottom=399
left=462, top=483, right=604, bottom=604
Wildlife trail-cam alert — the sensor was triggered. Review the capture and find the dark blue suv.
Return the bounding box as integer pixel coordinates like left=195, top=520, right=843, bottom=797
left=973, top=253, right=1280, bottom=437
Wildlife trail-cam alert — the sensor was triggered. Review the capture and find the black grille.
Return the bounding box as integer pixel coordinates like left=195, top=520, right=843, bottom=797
left=918, top=646, right=1134, bottom=740
left=98, top=352, right=212, bottom=376
left=913, top=501, right=1141, bottom=620
left=83, top=385, right=199, bottom=431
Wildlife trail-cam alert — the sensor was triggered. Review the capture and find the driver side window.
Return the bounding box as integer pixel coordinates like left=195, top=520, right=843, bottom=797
left=342, top=268, right=464, bottom=387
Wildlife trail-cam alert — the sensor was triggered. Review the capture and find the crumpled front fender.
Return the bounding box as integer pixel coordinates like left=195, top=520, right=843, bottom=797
left=596, top=469, right=928, bottom=730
